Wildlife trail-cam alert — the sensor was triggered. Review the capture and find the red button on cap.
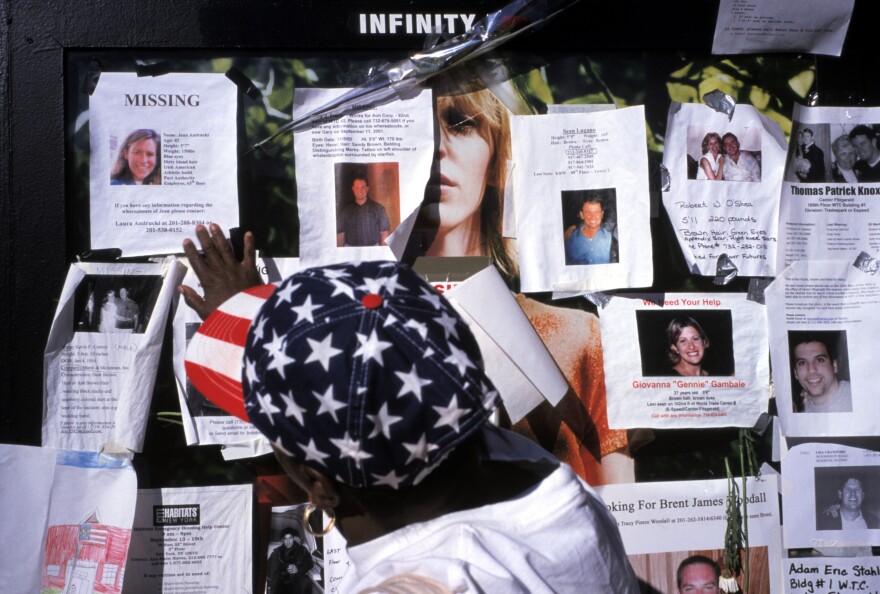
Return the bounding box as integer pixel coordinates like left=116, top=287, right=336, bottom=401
left=362, top=293, right=383, bottom=309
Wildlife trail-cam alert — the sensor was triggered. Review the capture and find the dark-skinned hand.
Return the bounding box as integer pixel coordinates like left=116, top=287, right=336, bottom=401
left=180, top=223, right=263, bottom=320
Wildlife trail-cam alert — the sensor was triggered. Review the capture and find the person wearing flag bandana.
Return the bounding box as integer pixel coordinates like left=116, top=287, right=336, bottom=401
left=181, top=224, right=638, bottom=593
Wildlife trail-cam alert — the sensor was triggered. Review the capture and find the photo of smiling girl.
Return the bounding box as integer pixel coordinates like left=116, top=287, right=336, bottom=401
left=635, top=310, right=735, bottom=377
left=110, top=129, right=162, bottom=186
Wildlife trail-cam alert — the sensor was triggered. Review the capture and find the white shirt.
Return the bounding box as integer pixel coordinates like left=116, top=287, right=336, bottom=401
left=337, top=428, right=640, bottom=593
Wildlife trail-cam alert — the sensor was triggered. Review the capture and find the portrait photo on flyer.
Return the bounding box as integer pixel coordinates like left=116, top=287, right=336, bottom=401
left=601, top=293, right=769, bottom=429
left=783, top=443, right=880, bottom=548
left=264, top=504, right=326, bottom=594
left=662, top=103, right=786, bottom=277
left=765, top=259, right=880, bottom=437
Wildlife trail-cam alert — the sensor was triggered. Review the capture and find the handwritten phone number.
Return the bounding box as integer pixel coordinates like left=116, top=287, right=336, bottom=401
left=145, top=227, right=183, bottom=233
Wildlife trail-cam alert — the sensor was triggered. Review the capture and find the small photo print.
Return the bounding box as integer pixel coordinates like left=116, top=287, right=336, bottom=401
left=814, top=466, right=880, bottom=531
left=109, top=129, right=162, bottom=186
left=787, top=122, right=880, bottom=184
left=561, top=187, right=619, bottom=266
left=635, top=309, right=735, bottom=377
left=628, top=547, right=769, bottom=594
left=787, top=330, right=851, bottom=413
left=265, top=504, right=326, bottom=594
left=686, top=126, right=762, bottom=182
left=335, top=162, right=400, bottom=247
left=73, top=274, right=163, bottom=334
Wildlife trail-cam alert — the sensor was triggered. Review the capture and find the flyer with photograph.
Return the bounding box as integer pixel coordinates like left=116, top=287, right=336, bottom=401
left=512, top=106, right=653, bottom=293
left=173, top=256, right=296, bottom=449
left=89, top=73, right=239, bottom=256
left=125, top=484, right=252, bottom=593
left=263, top=503, right=326, bottom=594
left=596, top=476, right=782, bottom=594
left=0, top=445, right=137, bottom=594
left=783, top=443, right=880, bottom=549
left=294, top=87, right=434, bottom=265
left=601, top=293, right=769, bottom=429
left=786, top=556, right=880, bottom=594
left=765, top=260, right=880, bottom=437
left=779, top=105, right=880, bottom=269
left=43, top=259, right=185, bottom=453
left=663, top=102, right=786, bottom=277
left=712, top=0, right=854, bottom=56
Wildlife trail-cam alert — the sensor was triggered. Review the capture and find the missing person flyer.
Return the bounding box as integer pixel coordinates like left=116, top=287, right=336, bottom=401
left=89, top=73, right=239, bottom=257
left=765, top=260, right=880, bottom=437
left=596, top=477, right=782, bottom=594
left=779, top=105, right=880, bottom=270
left=782, top=443, right=880, bottom=549
left=173, top=257, right=295, bottom=450
left=601, top=293, right=769, bottom=429
left=511, top=106, right=653, bottom=293
left=663, top=103, right=786, bottom=278
left=125, top=484, right=251, bottom=593
left=786, top=556, right=880, bottom=594
left=294, top=87, right=433, bottom=265
left=43, top=259, right=185, bottom=453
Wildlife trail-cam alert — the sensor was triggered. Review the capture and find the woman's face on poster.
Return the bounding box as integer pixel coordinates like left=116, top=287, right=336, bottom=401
left=673, top=325, right=705, bottom=366
left=124, top=137, right=158, bottom=182
left=706, top=136, right=720, bottom=156
left=437, top=103, right=493, bottom=232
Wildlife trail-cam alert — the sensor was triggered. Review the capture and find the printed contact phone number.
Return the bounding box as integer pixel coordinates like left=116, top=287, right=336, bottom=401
left=676, top=515, right=723, bottom=523
left=146, top=227, right=184, bottom=233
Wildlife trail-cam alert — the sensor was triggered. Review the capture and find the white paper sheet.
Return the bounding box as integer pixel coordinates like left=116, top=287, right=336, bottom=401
left=124, top=484, right=252, bottom=593
left=783, top=443, right=880, bottom=549
left=173, top=256, right=296, bottom=449
left=597, top=476, right=782, bottom=594
left=0, top=445, right=137, bottom=594
left=294, top=87, right=434, bottom=265
left=779, top=105, right=880, bottom=269
left=322, top=529, right=353, bottom=594
left=712, top=0, right=854, bottom=56
left=43, top=259, right=185, bottom=453
left=601, top=293, right=769, bottom=429
left=662, top=102, right=786, bottom=277
left=89, top=73, right=239, bottom=256
left=786, top=556, right=880, bottom=594
left=446, top=266, right=569, bottom=422
left=765, top=260, right=880, bottom=437
left=512, top=106, right=652, bottom=292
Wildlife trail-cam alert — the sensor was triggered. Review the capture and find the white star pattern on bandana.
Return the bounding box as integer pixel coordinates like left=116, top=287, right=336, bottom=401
left=367, top=402, right=403, bottom=439
left=372, top=469, right=407, bottom=490
left=254, top=389, right=281, bottom=425
left=330, top=432, right=373, bottom=467
left=291, top=295, right=320, bottom=325
left=444, top=343, right=476, bottom=376
left=404, top=319, right=428, bottom=340
left=418, top=286, right=443, bottom=310
left=274, top=281, right=298, bottom=304
left=354, top=330, right=393, bottom=366
left=279, top=391, right=306, bottom=425
left=395, top=365, right=432, bottom=401
left=264, top=331, right=295, bottom=379
left=432, top=396, right=467, bottom=432
left=233, top=260, right=500, bottom=491
left=299, top=438, right=330, bottom=466
left=313, top=386, right=346, bottom=422
left=432, top=311, right=460, bottom=340
left=329, top=278, right=355, bottom=300
left=305, top=334, right=342, bottom=371
left=402, top=434, right=438, bottom=465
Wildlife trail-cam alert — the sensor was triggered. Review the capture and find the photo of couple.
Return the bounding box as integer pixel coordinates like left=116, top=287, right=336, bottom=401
left=688, top=129, right=762, bottom=183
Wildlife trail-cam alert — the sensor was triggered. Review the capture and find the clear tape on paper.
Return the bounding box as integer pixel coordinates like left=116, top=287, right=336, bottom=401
left=747, top=277, right=773, bottom=304
left=712, top=253, right=738, bottom=285
left=250, top=0, right=582, bottom=152
left=853, top=251, right=879, bottom=274
left=702, top=89, right=736, bottom=121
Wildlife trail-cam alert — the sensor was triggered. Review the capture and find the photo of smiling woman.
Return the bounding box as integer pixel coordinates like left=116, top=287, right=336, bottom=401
left=110, top=129, right=161, bottom=185
left=635, top=310, right=735, bottom=377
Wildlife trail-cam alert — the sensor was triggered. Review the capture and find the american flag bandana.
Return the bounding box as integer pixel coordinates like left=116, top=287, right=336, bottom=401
left=187, top=261, right=499, bottom=490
